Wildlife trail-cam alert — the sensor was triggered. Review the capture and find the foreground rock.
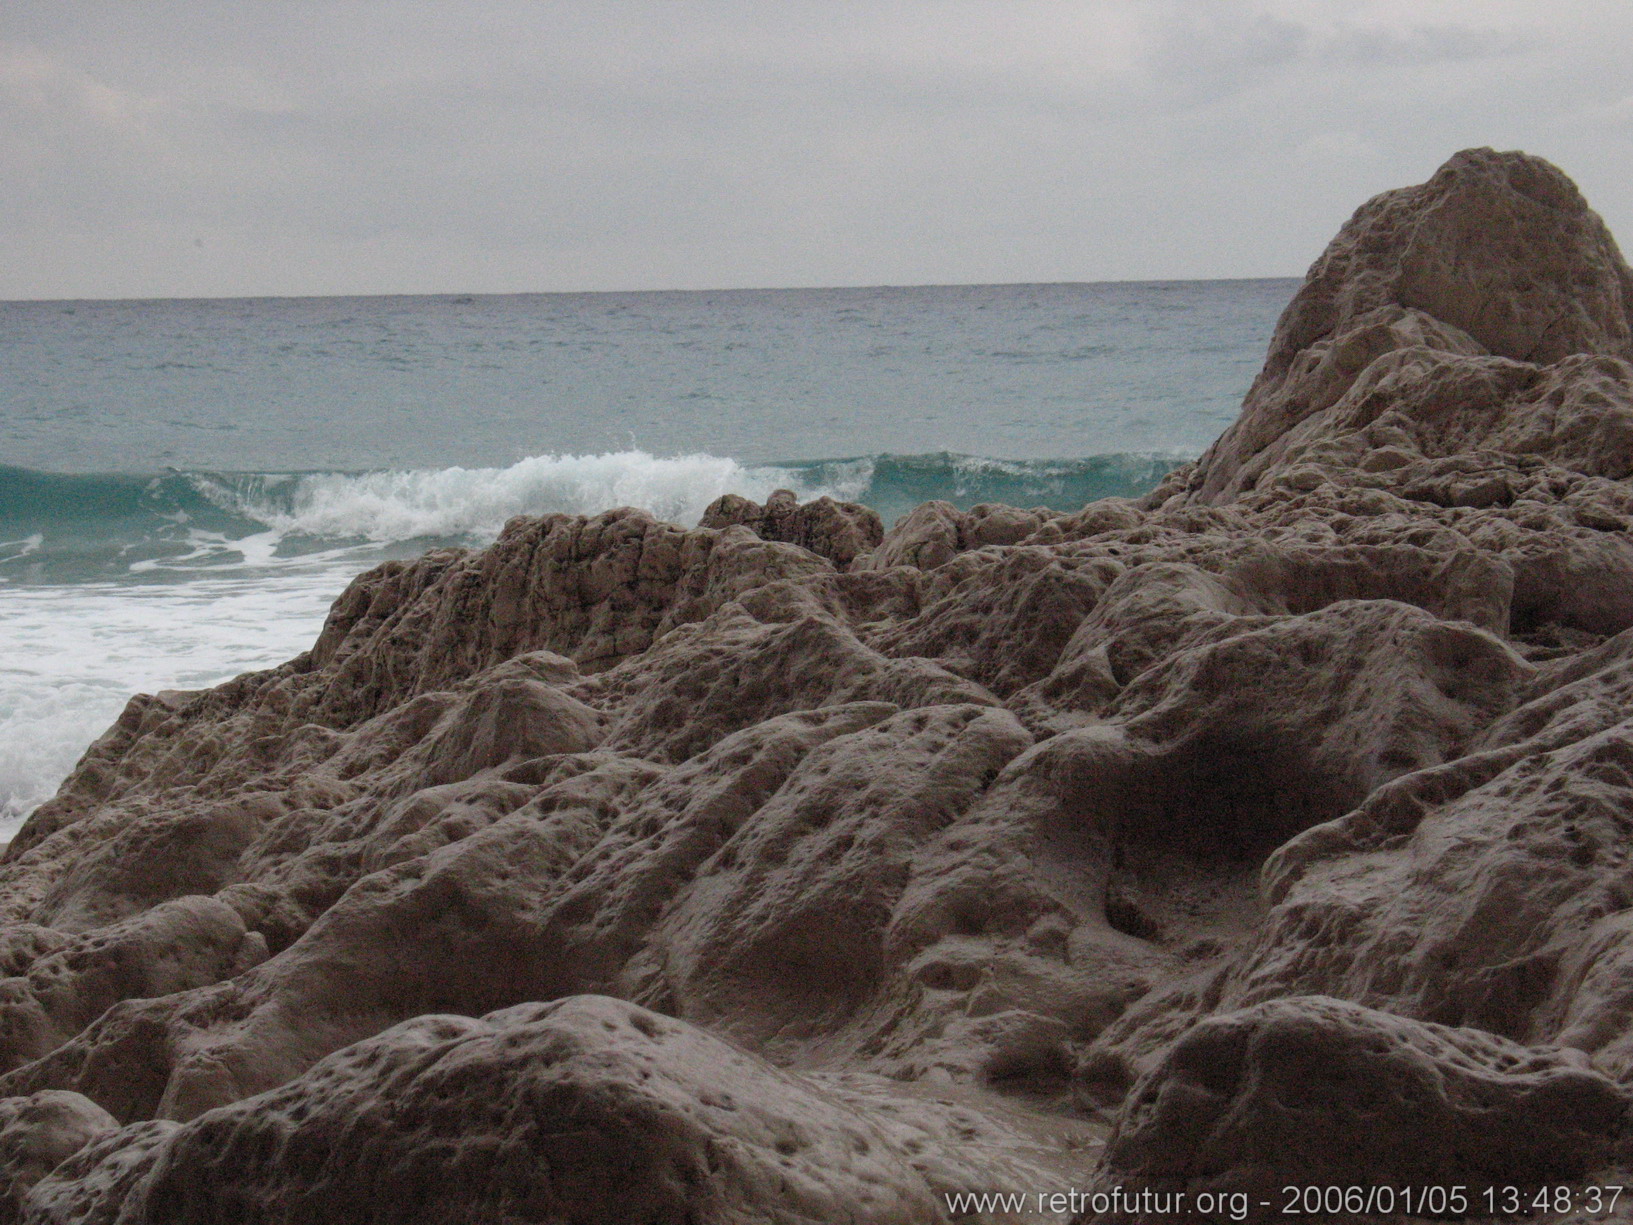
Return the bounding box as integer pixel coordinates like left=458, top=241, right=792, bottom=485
left=5, top=148, right=1633, bottom=1221
left=1092, top=997, right=1628, bottom=1223
left=0, top=1091, right=115, bottom=1219
left=22, top=996, right=1076, bottom=1225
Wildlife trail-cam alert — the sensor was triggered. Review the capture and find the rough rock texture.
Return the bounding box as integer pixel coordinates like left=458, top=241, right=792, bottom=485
left=7, top=148, right=1633, bottom=1221
left=700, top=488, right=884, bottom=569
left=0, top=1091, right=116, bottom=1220
left=22, top=997, right=1078, bottom=1225
left=1097, top=997, right=1628, bottom=1219
left=1189, top=145, right=1633, bottom=504
left=861, top=500, right=1064, bottom=572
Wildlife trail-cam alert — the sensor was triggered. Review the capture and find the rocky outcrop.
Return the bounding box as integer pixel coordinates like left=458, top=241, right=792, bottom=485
left=22, top=997, right=1073, bottom=1225
left=1094, top=997, right=1628, bottom=1222
left=0, top=897, right=263, bottom=1077
left=700, top=488, right=884, bottom=568
left=0, top=1091, right=116, bottom=1220
left=1187, top=146, right=1633, bottom=504
left=861, top=500, right=1064, bottom=571
left=7, top=148, right=1633, bottom=1221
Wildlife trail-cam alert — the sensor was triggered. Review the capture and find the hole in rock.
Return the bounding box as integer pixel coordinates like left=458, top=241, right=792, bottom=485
left=1047, top=730, right=1370, bottom=952
left=1103, top=887, right=1162, bottom=941
left=984, top=1044, right=1073, bottom=1096
left=1143, top=731, right=1366, bottom=864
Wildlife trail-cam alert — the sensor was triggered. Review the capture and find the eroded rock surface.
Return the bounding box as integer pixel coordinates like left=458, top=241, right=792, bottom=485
left=1091, top=997, right=1628, bottom=1223
left=0, top=1090, right=116, bottom=1220
left=7, top=147, right=1633, bottom=1221
left=701, top=487, right=884, bottom=569
left=21, top=997, right=1073, bottom=1225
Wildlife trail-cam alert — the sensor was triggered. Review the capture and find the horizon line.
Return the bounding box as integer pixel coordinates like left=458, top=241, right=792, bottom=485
left=1, top=273, right=1303, bottom=307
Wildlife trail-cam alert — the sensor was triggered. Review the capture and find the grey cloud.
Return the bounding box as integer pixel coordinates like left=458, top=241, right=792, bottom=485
left=1144, top=10, right=1310, bottom=104
left=1322, top=23, right=1529, bottom=67
left=1, top=1, right=1630, bottom=297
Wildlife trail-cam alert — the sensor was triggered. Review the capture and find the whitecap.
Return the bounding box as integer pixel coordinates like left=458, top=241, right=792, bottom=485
left=190, top=450, right=840, bottom=546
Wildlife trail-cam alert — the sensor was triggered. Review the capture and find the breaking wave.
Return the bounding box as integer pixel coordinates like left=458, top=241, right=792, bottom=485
left=0, top=449, right=1183, bottom=577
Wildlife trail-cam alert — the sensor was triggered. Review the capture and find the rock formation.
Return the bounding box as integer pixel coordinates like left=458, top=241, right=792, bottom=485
left=5, top=147, right=1633, bottom=1222
left=699, top=487, right=884, bottom=568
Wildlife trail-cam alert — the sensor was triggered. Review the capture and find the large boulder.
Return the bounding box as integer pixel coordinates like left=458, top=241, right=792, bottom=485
left=1189, top=148, right=1633, bottom=502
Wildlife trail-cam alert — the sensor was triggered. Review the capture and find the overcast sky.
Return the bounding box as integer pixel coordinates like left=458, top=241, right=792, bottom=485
left=4, top=1, right=1632, bottom=299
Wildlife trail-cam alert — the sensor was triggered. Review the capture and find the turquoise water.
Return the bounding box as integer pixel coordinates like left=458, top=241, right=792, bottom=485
left=0, top=279, right=1294, bottom=831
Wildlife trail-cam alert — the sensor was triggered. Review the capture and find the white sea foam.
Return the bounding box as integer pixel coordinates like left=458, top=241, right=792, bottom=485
left=0, top=450, right=870, bottom=839
left=197, top=450, right=845, bottom=544
left=0, top=573, right=341, bottom=841
left=0, top=534, right=43, bottom=573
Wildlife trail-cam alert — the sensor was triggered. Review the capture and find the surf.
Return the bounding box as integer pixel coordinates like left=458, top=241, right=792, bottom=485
left=0, top=449, right=1183, bottom=579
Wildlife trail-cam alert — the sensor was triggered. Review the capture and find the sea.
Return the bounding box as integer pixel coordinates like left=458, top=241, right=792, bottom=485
left=0, top=279, right=1296, bottom=838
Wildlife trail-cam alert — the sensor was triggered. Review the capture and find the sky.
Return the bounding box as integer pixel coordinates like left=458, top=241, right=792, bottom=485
left=4, top=0, right=1633, bottom=299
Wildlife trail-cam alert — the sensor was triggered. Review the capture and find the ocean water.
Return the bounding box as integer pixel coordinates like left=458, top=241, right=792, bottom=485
left=0, top=279, right=1295, bottom=836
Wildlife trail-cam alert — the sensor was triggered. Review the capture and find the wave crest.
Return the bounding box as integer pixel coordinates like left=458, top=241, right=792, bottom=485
left=0, top=449, right=1184, bottom=584
left=197, top=452, right=816, bottom=542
